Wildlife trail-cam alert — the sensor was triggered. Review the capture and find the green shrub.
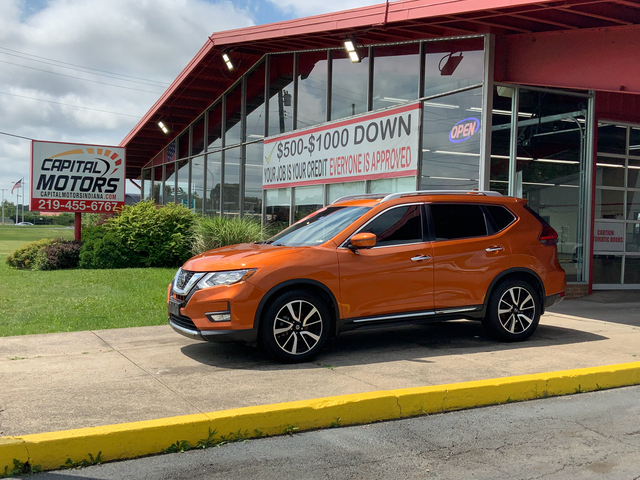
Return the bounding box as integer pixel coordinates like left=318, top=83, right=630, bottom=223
left=106, top=201, right=197, bottom=267
left=192, top=216, right=265, bottom=255
left=79, top=202, right=197, bottom=269
left=81, top=213, right=111, bottom=228
left=5, top=238, right=57, bottom=269
left=79, top=229, right=142, bottom=269
left=35, top=240, right=83, bottom=270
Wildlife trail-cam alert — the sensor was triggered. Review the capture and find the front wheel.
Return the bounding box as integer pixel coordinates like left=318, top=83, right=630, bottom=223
left=260, top=290, right=330, bottom=363
left=482, top=280, right=541, bottom=342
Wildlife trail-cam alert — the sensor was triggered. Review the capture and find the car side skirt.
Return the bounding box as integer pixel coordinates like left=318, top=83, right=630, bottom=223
left=338, top=305, right=484, bottom=332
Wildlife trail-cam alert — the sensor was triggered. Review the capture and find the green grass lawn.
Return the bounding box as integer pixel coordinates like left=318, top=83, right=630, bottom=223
left=0, top=226, right=176, bottom=337
left=0, top=225, right=75, bottom=255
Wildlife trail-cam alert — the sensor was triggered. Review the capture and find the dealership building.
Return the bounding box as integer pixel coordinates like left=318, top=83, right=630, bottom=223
left=121, top=0, right=640, bottom=296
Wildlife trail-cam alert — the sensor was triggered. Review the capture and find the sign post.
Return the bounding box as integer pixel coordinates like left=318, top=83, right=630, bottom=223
left=31, top=141, right=126, bottom=240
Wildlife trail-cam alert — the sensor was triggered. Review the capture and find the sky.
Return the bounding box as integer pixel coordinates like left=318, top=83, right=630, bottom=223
left=0, top=0, right=383, bottom=205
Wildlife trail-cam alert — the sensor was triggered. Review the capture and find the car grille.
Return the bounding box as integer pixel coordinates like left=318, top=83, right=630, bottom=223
left=170, top=313, right=198, bottom=332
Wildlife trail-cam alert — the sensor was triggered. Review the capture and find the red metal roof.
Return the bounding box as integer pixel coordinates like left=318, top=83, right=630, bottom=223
left=121, top=0, right=640, bottom=177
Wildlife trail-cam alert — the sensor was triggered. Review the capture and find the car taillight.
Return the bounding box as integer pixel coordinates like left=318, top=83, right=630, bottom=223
left=539, top=226, right=558, bottom=246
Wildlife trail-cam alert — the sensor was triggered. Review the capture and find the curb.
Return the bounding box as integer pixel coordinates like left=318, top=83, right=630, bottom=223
left=3, top=361, right=640, bottom=473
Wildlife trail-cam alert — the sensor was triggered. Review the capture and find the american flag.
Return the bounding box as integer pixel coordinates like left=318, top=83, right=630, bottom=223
left=11, top=178, right=23, bottom=194
left=167, top=141, right=176, bottom=163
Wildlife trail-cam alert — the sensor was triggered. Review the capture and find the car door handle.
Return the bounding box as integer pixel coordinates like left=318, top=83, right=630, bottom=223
left=411, top=255, right=431, bottom=262
left=486, top=245, right=504, bottom=252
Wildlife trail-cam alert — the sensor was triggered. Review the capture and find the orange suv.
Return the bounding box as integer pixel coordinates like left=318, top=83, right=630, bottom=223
left=169, top=191, right=565, bottom=362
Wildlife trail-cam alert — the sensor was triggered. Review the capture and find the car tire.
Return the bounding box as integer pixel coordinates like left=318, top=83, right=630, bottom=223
left=260, top=290, right=330, bottom=363
left=482, top=280, right=541, bottom=342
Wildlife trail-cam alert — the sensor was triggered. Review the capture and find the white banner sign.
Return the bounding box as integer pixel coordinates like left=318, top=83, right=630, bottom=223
left=593, top=221, right=624, bottom=252
left=263, top=103, right=420, bottom=189
left=31, top=141, right=126, bottom=213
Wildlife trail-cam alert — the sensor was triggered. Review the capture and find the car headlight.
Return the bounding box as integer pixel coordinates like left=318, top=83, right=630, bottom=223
left=196, top=269, right=256, bottom=289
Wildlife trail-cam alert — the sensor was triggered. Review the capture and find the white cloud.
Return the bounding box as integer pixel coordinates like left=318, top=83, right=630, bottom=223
left=266, top=0, right=382, bottom=17
left=0, top=0, right=255, bottom=199
left=0, top=0, right=384, bottom=203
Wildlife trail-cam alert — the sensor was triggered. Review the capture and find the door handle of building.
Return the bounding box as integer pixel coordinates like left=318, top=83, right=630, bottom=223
left=411, top=255, right=431, bottom=262
left=486, top=245, right=504, bottom=252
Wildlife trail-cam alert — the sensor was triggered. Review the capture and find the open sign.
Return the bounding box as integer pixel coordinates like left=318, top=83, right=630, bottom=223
left=449, top=117, right=480, bottom=143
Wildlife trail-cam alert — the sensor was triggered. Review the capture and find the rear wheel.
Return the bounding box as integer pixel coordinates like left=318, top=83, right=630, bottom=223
left=260, top=290, right=330, bottom=363
left=482, top=280, right=541, bottom=342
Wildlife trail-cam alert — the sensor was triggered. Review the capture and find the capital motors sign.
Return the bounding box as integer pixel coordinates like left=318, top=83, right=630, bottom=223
left=31, top=141, right=126, bottom=213
left=449, top=117, right=480, bottom=143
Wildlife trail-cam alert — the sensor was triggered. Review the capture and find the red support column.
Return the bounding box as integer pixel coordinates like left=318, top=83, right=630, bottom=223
left=75, top=212, right=81, bottom=241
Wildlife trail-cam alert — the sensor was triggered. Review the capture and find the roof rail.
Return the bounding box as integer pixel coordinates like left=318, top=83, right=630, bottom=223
left=331, top=190, right=503, bottom=205
left=331, top=193, right=389, bottom=204
left=380, top=190, right=502, bottom=202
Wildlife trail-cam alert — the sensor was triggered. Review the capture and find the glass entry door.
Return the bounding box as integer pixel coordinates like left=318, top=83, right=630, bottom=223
left=490, top=86, right=592, bottom=283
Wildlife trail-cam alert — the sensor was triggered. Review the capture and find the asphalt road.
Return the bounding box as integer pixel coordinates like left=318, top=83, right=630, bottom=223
left=29, top=385, right=640, bottom=480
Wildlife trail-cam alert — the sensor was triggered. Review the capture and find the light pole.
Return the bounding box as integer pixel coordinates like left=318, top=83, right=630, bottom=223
left=0, top=188, right=7, bottom=225
left=16, top=193, right=21, bottom=225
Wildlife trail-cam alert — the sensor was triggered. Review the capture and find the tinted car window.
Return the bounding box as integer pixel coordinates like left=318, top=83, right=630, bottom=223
left=268, top=206, right=370, bottom=246
left=485, top=205, right=516, bottom=232
left=431, top=203, right=487, bottom=240
left=361, top=204, right=423, bottom=246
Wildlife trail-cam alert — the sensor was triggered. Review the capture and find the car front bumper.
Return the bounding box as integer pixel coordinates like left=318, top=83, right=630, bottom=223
left=169, top=316, right=258, bottom=343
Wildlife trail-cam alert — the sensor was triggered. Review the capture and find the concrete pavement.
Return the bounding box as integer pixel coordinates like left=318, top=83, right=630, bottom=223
left=1, top=295, right=640, bottom=437
left=1, top=293, right=640, bottom=471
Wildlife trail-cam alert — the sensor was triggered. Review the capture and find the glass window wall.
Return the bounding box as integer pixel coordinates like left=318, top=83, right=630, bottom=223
left=268, top=54, right=294, bottom=136
left=177, top=131, right=189, bottom=159
left=141, top=168, right=151, bottom=201
left=369, top=176, right=415, bottom=193
left=266, top=188, right=291, bottom=234
left=146, top=36, right=489, bottom=230
left=224, top=86, right=243, bottom=216
left=294, top=185, right=323, bottom=221
left=330, top=50, right=369, bottom=120
left=176, top=160, right=190, bottom=208
left=372, top=43, right=420, bottom=111
left=420, top=86, right=483, bottom=190
left=207, top=103, right=223, bottom=215
left=489, top=85, right=514, bottom=195
left=297, top=51, right=329, bottom=128
left=424, top=38, right=484, bottom=97
left=244, top=65, right=266, bottom=218
left=328, top=181, right=365, bottom=203
left=594, top=122, right=640, bottom=286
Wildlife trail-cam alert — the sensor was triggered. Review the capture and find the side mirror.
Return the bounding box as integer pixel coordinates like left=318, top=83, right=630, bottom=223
left=348, top=232, right=376, bottom=250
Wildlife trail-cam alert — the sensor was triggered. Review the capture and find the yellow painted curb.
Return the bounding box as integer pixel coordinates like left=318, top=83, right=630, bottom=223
left=2, top=361, right=640, bottom=474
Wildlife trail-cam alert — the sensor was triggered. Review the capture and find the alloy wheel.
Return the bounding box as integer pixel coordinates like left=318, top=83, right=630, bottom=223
left=497, top=286, right=536, bottom=334
left=272, top=300, right=324, bottom=356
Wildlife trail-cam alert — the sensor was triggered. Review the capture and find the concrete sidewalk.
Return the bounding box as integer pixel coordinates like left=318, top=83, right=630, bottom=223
left=1, top=294, right=639, bottom=438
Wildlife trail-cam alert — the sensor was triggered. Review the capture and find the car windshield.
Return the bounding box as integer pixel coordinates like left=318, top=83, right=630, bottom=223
left=266, top=206, right=370, bottom=247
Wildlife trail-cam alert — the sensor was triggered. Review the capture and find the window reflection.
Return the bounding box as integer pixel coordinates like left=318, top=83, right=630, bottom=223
left=328, top=181, right=365, bottom=203
left=224, top=87, right=243, bottom=215
left=331, top=50, right=369, bottom=120
left=207, top=103, right=223, bottom=215
left=297, top=51, right=328, bottom=128
left=269, top=54, right=294, bottom=136
left=489, top=85, right=514, bottom=195
left=372, top=44, right=420, bottom=111
left=266, top=188, right=291, bottom=233
left=424, top=38, right=484, bottom=97
left=294, top=185, right=323, bottom=222
left=191, top=159, right=204, bottom=213
left=420, top=87, right=482, bottom=190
